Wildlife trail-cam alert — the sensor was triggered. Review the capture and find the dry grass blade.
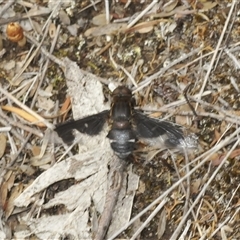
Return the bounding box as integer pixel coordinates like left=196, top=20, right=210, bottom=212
left=0, top=85, right=53, bottom=129
left=1, top=105, right=46, bottom=127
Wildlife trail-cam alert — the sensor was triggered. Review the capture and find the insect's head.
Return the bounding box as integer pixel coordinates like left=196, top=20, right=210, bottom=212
left=112, top=86, right=132, bottom=98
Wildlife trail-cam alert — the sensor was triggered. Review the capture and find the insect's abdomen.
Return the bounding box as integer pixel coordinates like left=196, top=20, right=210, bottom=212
left=107, top=121, right=136, bottom=159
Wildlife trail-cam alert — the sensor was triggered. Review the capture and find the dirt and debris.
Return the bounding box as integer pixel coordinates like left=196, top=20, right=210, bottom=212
left=0, top=0, right=240, bottom=239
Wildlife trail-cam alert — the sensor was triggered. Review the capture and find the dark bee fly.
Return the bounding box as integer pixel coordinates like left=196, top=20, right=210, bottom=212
left=55, top=86, right=197, bottom=159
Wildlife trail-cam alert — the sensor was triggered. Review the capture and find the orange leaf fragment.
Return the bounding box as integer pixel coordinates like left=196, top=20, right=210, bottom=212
left=60, top=96, right=71, bottom=121
left=1, top=105, right=46, bottom=127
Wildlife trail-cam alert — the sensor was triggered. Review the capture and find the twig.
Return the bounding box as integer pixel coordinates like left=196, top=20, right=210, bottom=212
left=225, top=49, right=240, bottom=69
left=79, top=0, right=101, bottom=13
left=127, top=0, right=158, bottom=28
left=105, top=0, right=110, bottom=24
left=119, top=65, right=138, bottom=88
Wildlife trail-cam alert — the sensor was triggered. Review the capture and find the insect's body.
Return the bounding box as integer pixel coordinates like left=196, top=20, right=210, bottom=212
left=107, top=87, right=136, bottom=159
left=55, top=86, right=197, bottom=159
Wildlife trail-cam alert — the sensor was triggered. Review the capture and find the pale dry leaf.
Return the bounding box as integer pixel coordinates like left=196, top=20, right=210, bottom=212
left=157, top=209, right=167, bottom=239
left=19, top=19, right=33, bottom=32
left=92, top=13, right=107, bottom=26
left=25, top=5, right=51, bottom=17
left=0, top=6, right=15, bottom=19
left=0, top=59, right=15, bottom=71
left=19, top=165, right=35, bottom=176
left=30, top=153, right=53, bottom=167
left=201, top=1, right=218, bottom=11
left=137, top=25, right=153, bottom=34
left=36, top=96, right=54, bottom=111
left=59, top=9, right=71, bottom=25
left=84, top=23, right=127, bottom=37
left=0, top=133, right=7, bottom=158
left=163, top=0, right=178, bottom=13
left=67, top=24, right=79, bottom=36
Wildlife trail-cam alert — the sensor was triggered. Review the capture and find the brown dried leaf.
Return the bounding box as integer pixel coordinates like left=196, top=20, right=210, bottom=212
left=5, top=184, right=24, bottom=218
left=229, top=148, right=240, bottom=159
left=31, top=145, right=41, bottom=157
left=0, top=171, right=15, bottom=211
left=60, top=96, right=71, bottom=121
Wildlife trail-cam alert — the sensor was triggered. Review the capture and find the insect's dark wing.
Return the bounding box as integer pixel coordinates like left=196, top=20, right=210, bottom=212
left=55, top=110, right=110, bottom=144
left=132, top=110, right=185, bottom=148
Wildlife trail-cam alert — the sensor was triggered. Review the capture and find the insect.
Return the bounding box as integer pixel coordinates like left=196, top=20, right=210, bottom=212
left=55, top=86, right=197, bottom=159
